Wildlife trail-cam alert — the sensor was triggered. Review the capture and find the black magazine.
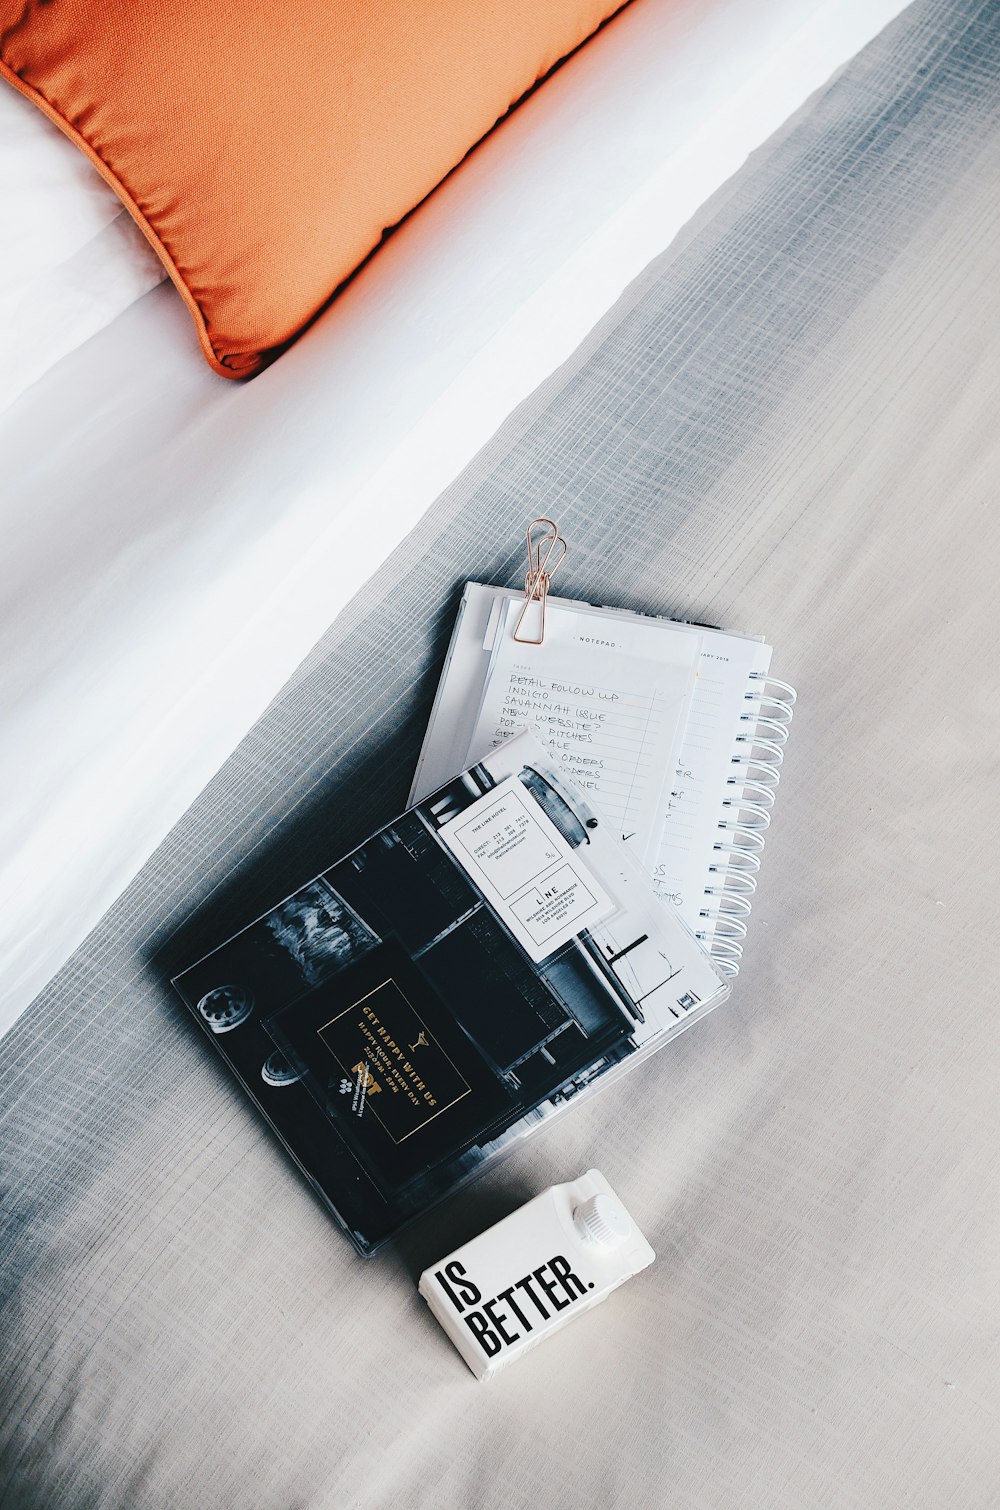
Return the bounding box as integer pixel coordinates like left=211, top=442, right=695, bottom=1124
left=173, top=730, right=728, bottom=1255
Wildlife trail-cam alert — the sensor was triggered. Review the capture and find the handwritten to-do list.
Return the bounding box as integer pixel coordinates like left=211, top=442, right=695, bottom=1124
left=465, top=600, right=698, bottom=866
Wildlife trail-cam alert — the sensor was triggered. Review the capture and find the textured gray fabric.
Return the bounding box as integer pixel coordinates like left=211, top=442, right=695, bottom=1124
left=3, top=1, right=1000, bottom=1504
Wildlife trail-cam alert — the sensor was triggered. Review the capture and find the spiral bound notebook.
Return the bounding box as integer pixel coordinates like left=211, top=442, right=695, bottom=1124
left=410, top=582, right=795, bottom=977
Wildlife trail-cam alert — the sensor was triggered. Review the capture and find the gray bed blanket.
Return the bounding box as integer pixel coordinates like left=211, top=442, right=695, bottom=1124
left=3, top=1, right=999, bottom=1504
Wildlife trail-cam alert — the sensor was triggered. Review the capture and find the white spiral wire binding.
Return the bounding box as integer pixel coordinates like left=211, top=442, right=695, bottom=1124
left=722, top=799, right=771, bottom=828
left=709, top=869, right=757, bottom=895
left=729, top=779, right=776, bottom=807
left=755, top=698, right=794, bottom=720
left=703, top=893, right=753, bottom=918
left=703, top=914, right=748, bottom=938
left=732, top=757, right=781, bottom=787
left=743, top=735, right=787, bottom=761
left=705, top=672, right=795, bottom=977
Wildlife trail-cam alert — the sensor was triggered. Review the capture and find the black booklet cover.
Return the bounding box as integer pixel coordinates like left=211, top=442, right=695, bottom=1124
left=173, top=731, right=727, bottom=1255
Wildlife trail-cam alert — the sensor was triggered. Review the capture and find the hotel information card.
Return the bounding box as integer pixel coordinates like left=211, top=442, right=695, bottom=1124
left=438, top=776, right=615, bottom=961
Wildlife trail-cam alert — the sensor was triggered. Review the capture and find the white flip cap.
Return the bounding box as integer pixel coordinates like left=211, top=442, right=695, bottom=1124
left=573, top=1193, right=632, bottom=1248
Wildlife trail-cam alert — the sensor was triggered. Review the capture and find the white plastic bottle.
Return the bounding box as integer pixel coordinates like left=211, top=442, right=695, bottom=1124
left=418, top=1169, right=654, bottom=1380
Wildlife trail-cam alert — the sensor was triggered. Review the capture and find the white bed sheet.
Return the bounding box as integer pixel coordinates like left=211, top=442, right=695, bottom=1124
left=0, top=0, right=908, bottom=1033
left=0, top=85, right=166, bottom=415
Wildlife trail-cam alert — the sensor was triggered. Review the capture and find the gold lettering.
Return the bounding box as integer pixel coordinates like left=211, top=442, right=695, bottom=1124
left=348, top=1060, right=382, bottom=1096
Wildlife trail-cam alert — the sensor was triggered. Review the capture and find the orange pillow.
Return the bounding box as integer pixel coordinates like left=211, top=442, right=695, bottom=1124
left=1, top=0, right=624, bottom=378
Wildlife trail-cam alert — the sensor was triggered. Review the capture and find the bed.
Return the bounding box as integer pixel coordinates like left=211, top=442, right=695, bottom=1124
left=0, top=0, right=905, bottom=1033
left=3, top=0, right=998, bottom=1506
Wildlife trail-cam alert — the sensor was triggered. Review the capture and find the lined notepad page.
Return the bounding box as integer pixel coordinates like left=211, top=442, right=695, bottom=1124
left=652, top=636, right=772, bottom=936
left=466, top=599, right=698, bottom=868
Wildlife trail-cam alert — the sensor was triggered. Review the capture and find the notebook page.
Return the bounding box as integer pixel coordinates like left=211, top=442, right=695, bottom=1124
left=465, top=598, right=698, bottom=867
left=653, top=637, right=772, bottom=934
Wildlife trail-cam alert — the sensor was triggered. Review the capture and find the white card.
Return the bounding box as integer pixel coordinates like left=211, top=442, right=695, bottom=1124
left=438, top=777, right=615, bottom=962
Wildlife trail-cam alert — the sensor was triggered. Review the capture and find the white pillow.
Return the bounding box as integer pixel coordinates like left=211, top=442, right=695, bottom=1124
left=0, top=84, right=165, bottom=414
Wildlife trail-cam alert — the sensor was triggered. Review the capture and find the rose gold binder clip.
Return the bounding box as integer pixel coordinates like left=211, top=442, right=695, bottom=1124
left=513, top=517, right=567, bottom=645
